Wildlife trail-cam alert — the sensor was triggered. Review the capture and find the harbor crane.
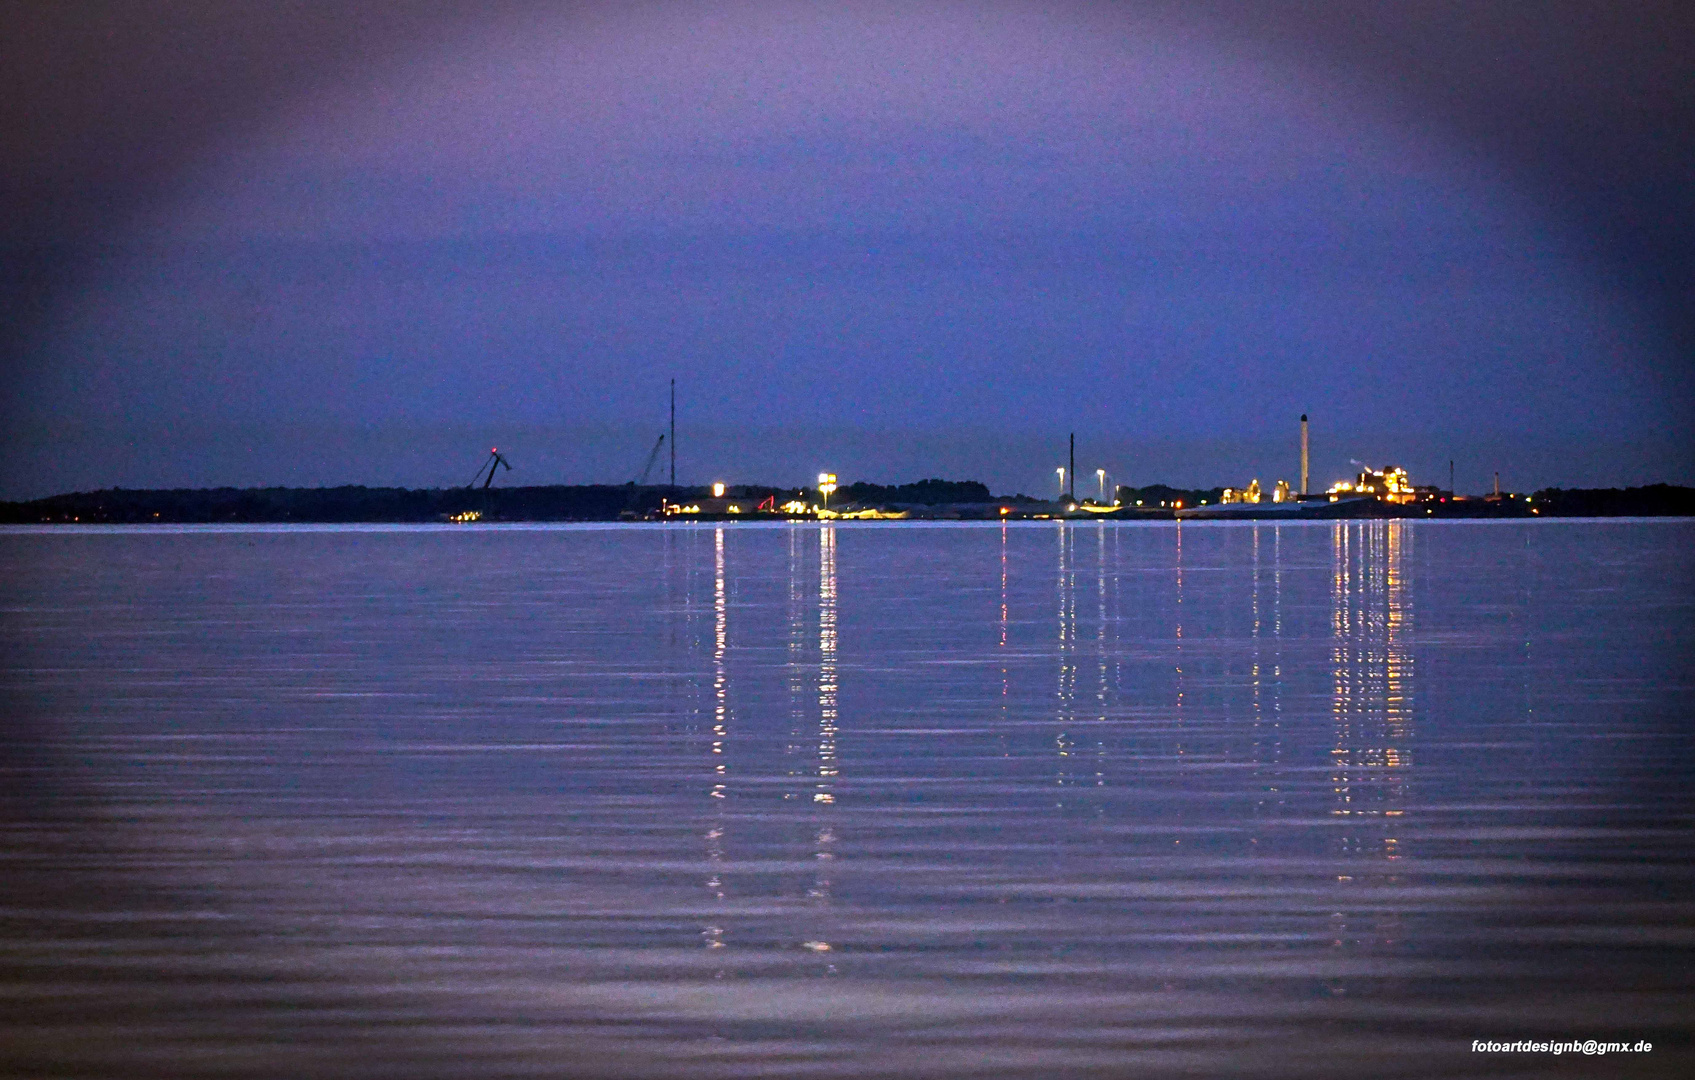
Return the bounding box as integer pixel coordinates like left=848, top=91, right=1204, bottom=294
left=469, top=448, right=513, bottom=490
left=634, top=434, right=666, bottom=485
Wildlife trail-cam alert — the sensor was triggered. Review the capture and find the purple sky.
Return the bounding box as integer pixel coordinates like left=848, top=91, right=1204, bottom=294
left=3, top=1, right=1692, bottom=498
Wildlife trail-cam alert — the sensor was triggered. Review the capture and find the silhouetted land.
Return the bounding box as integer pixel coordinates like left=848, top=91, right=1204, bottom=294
left=0, top=480, right=1024, bottom=524
left=1, top=482, right=1690, bottom=524
left=838, top=479, right=998, bottom=505
left=1527, top=484, right=1695, bottom=517
left=0, top=484, right=679, bottom=524
left=1116, top=484, right=1229, bottom=509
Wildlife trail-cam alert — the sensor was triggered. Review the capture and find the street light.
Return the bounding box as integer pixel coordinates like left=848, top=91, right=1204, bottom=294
left=1056, top=467, right=1066, bottom=497
left=818, top=472, right=837, bottom=511
left=1096, top=468, right=1107, bottom=503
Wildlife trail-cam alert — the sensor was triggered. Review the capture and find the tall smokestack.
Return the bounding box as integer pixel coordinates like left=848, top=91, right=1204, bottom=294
left=1300, top=414, right=1309, bottom=496
left=1068, top=433, right=1076, bottom=501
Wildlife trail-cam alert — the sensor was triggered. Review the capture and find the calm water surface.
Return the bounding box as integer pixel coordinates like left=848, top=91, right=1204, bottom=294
left=2, top=520, right=1692, bottom=1078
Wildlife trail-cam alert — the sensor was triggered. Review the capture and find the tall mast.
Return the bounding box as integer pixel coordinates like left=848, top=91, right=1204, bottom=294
left=1068, top=433, right=1076, bottom=502
left=669, top=379, right=676, bottom=488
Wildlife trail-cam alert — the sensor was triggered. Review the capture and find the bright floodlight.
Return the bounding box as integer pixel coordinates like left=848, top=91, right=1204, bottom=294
left=712, top=482, right=726, bottom=498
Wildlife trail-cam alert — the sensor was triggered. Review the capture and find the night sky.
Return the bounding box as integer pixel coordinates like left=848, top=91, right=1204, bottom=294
left=3, top=1, right=1692, bottom=500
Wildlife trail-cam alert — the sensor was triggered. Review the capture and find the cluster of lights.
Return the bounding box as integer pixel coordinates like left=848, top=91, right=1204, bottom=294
left=1053, top=465, right=1126, bottom=511
left=1219, top=479, right=1292, bottom=505
left=663, top=477, right=836, bottom=517
left=1329, top=465, right=1415, bottom=504
left=1221, top=479, right=1265, bottom=505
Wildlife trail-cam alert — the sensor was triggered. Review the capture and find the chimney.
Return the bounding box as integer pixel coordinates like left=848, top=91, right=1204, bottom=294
left=1300, top=414, right=1309, bottom=496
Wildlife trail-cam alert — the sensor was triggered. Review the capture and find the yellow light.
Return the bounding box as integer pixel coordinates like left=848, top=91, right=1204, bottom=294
left=712, top=482, right=726, bottom=498
left=1000, top=506, right=1010, bottom=515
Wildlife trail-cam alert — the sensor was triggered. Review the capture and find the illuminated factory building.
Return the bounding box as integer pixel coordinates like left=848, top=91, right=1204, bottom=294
left=1218, top=478, right=1295, bottom=505
left=1326, top=465, right=1438, bottom=505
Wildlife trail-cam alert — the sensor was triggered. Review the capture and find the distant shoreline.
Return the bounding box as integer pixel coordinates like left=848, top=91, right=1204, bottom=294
left=2, top=483, right=1691, bottom=525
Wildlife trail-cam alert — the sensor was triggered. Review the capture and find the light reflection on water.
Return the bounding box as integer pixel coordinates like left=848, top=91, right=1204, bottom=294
left=1, top=520, right=1692, bottom=1078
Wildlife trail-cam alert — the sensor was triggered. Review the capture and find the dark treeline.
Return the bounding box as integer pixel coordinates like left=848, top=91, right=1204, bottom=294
left=1116, top=484, right=1228, bottom=508
left=2, top=481, right=1691, bottom=524
left=1528, top=484, right=1695, bottom=516
left=0, top=481, right=1006, bottom=523
left=0, top=485, right=699, bottom=524
left=836, top=478, right=996, bottom=505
